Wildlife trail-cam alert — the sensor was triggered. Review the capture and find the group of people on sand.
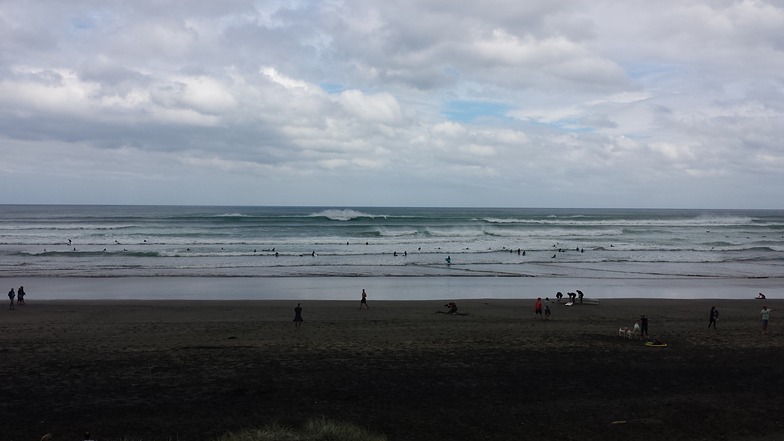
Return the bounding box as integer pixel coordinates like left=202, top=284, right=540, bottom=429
left=8, top=286, right=26, bottom=309
left=291, top=288, right=775, bottom=338
left=554, top=290, right=584, bottom=304
left=533, top=297, right=552, bottom=320
left=706, top=301, right=774, bottom=334
left=441, top=301, right=459, bottom=314
left=293, top=288, right=371, bottom=327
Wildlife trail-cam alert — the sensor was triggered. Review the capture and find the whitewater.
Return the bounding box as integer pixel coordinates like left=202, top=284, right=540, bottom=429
left=1, top=205, right=782, bottom=299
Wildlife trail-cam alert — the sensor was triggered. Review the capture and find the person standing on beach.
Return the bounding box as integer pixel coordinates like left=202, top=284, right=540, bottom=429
left=360, top=289, right=369, bottom=310
left=640, top=315, right=649, bottom=339
left=534, top=297, right=543, bottom=319
left=708, top=306, right=718, bottom=329
left=544, top=297, right=551, bottom=320
left=293, top=303, right=303, bottom=328
left=17, top=286, right=25, bottom=305
left=8, top=288, right=15, bottom=310
left=760, top=306, right=771, bottom=334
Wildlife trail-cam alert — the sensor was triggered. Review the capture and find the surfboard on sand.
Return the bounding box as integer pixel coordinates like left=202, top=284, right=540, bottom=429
left=645, top=341, right=668, bottom=347
left=565, top=302, right=574, bottom=306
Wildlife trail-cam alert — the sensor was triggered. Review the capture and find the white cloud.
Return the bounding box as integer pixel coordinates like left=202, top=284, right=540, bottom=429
left=0, top=0, right=783, bottom=208
left=261, top=67, right=312, bottom=91
left=338, top=90, right=402, bottom=124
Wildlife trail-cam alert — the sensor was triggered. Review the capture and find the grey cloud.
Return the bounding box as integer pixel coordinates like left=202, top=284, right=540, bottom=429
left=1, top=0, right=783, bottom=207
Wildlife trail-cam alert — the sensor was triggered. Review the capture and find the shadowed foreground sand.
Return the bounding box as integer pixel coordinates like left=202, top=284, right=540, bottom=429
left=1, top=298, right=783, bottom=441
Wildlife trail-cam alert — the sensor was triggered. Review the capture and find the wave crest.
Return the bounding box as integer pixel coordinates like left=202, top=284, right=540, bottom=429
left=310, top=209, right=380, bottom=221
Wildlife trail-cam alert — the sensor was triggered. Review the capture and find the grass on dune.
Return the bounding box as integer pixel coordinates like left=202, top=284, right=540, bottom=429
left=214, top=418, right=387, bottom=441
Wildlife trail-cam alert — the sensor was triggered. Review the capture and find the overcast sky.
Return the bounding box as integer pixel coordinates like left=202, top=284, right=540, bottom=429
left=1, top=0, right=783, bottom=208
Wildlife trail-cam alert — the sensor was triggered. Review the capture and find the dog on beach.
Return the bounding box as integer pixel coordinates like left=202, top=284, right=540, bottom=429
left=618, top=324, right=641, bottom=339
left=632, top=322, right=641, bottom=339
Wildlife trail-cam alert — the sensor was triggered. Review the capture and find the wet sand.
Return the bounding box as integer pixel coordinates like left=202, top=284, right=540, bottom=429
left=1, top=298, right=783, bottom=440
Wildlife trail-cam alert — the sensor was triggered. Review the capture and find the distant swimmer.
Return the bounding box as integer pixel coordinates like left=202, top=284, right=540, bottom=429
left=551, top=254, right=556, bottom=258
left=445, top=256, right=452, bottom=264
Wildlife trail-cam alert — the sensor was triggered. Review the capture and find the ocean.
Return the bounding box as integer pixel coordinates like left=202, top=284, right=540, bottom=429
left=1, top=205, right=783, bottom=300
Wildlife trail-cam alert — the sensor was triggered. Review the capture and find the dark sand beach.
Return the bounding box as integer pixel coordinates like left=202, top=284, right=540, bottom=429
left=2, top=298, right=783, bottom=441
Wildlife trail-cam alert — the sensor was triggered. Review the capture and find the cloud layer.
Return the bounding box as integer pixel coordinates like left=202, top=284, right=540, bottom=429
left=1, top=0, right=783, bottom=208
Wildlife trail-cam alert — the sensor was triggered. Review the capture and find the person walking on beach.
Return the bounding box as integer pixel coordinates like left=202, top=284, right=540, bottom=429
left=640, top=314, right=649, bottom=339
left=708, top=306, right=718, bottom=329
left=293, top=303, right=303, bottom=328
left=8, top=288, right=15, bottom=310
left=360, top=289, right=369, bottom=310
left=544, top=297, right=551, bottom=320
left=17, top=286, right=25, bottom=305
left=760, top=306, right=771, bottom=334
left=534, top=297, right=543, bottom=319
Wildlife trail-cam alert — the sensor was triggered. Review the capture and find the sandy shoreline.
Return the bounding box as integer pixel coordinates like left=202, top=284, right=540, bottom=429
left=2, top=275, right=781, bottom=300
left=2, top=298, right=783, bottom=440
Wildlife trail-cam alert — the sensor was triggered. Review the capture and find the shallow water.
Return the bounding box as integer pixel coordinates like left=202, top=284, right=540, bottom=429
left=6, top=275, right=779, bottom=301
